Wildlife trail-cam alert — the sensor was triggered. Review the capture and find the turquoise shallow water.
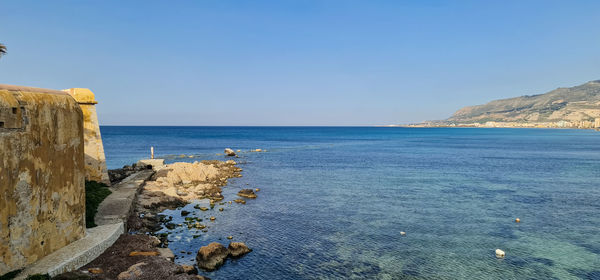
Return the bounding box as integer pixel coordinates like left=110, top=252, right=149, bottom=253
left=102, top=127, right=600, bottom=279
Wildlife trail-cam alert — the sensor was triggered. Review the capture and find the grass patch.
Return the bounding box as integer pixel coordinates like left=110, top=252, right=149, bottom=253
left=86, top=181, right=112, bottom=228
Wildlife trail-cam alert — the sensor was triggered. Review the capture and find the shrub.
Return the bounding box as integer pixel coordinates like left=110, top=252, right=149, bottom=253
left=85, top=181, right=111, bottom=228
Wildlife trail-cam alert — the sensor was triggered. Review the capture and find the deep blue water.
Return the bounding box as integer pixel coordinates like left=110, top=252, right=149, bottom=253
left=101, top=127, right=600, bottom=280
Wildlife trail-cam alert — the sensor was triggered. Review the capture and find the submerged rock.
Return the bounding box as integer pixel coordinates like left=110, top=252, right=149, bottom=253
left=196, top=242, right=229, bottom=271
left=237, top=189, right=257, bottom=199
left=228, top=242, right=252, bottom=258
left=233, top=199, right=246, bottom=204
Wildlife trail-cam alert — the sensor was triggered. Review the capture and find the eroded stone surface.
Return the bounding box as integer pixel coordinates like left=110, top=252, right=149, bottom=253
left=196, top=243, right=229, bottom=271
left=64, top=88, right=110, bottom=185
left=228, top=242, right=252, bottom=258
left=0, top=85, right=86, bottom=275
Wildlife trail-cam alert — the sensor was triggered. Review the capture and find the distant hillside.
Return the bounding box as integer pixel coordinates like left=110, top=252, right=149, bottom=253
left=443, top=80, right=600, bottom=127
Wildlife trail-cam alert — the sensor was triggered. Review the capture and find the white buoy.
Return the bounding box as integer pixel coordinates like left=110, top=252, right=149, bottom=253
left=495, top=249, right=505, bottom=258
left=400, top=231, right=406, bottom=236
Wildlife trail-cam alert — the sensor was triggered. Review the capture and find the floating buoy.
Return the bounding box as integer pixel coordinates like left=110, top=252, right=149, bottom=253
left=515, top=218, right=520, bottom=223
left=495, top=249, right=505, bottom=258
left=400, top=231, right=406, bottom=236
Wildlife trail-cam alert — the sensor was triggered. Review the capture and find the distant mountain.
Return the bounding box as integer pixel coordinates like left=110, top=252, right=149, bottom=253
left=439, top=80, right=600, bottom=128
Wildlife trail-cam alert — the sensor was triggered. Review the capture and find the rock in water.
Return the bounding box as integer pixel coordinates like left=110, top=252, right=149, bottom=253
left=228, top=242, right=252, bottom=258
left=196, top=242, right=229, bottom=271
left=237, top=189, right=257, bottom=198
left=495, top=249, right=506, bottom=258
left=224, top=148, right=236, bottom=157
left=181, top=265, right=198, bottom=274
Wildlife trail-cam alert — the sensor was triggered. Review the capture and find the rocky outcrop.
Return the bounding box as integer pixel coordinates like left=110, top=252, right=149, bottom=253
left=135, top=160, right=241, bottom=213
left=196, top=242, right=230, bottom=271
left=196, top=242, right=252, bottom=271
left=237, top=189, right=257, bottom=199
left=224, top=148, right=236, bottom=156
left=228, top=242, right=252, bottom=258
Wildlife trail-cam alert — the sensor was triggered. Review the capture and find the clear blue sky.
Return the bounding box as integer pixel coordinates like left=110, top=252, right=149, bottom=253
left=1, top=0, right=599, bottom=125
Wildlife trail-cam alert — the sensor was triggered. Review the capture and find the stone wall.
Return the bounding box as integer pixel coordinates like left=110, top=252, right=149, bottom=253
left=0, top=85, right=86, bottom=275
left=63, top=88, right=110, bottom=185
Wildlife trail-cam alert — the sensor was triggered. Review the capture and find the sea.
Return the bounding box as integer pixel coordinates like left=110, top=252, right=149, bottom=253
left=101, top=126, right=600, bottom=280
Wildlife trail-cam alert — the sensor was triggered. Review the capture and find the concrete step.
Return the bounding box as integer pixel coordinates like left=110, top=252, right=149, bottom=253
left=15, top=170, right=155, bottom=278
left=16, top=223, right=124, bottom=279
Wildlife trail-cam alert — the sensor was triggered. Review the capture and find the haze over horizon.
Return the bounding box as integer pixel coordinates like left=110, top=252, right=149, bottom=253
left=1, top=0, right=599, bottom=126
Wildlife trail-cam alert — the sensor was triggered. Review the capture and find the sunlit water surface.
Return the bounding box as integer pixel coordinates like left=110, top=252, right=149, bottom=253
left=102, top=127, right=600, bottom=280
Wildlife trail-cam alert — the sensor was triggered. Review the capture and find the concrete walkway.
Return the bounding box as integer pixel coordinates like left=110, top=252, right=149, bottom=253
left=16, top=223, right=124, bottom=279
left=16, top=170, right=154, bottom=278
left=95, top=170, right=154, bottom=228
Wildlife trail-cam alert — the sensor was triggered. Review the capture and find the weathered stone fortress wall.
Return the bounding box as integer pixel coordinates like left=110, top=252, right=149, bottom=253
left=63, top=88, right=110, bottom=185
left=0, top=85, right=86, bottom=275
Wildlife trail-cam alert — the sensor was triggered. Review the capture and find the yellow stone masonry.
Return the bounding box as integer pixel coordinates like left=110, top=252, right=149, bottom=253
left=63, top=88, right=110, bottom=185
left=0, top=85, right=86, bottom=275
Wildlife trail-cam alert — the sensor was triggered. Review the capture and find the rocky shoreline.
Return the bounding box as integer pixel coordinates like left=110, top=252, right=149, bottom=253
left=56, top=149, right=261, bottom=279
left=127, top=160, right=243, bottom=234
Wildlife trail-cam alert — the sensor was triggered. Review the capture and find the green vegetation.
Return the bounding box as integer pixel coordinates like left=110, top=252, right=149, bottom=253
left=0, top=43, right=6, bottom=59
left=0, top=269, right=21, bottom=280
left=85, top=181, right=111, bottom=228
left=0, top=270, right=49, bottom=280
